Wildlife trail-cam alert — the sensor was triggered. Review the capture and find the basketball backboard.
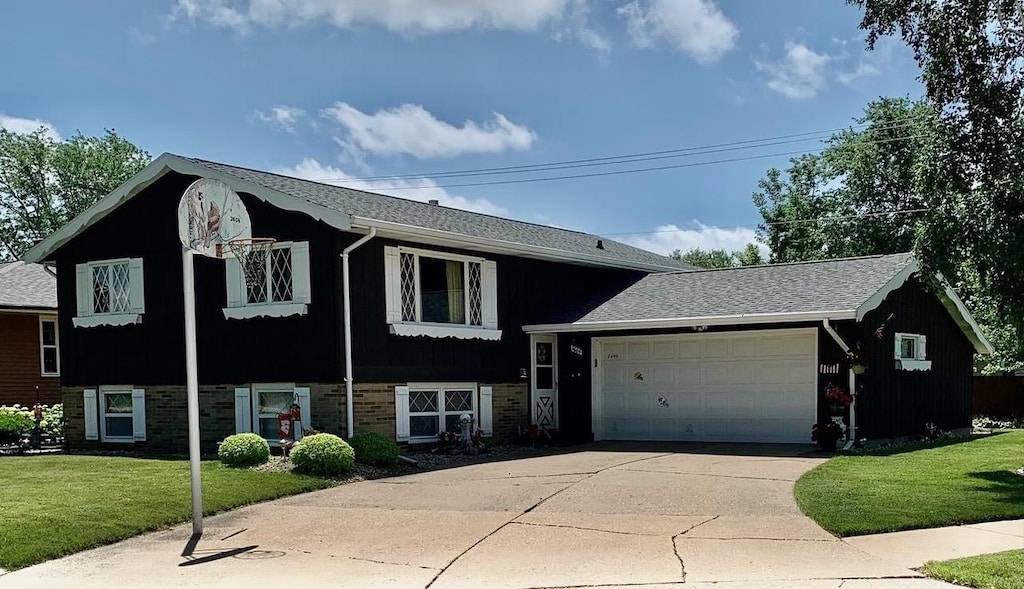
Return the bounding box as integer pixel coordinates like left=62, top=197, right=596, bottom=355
left=177, top=178, right=252, bottom=258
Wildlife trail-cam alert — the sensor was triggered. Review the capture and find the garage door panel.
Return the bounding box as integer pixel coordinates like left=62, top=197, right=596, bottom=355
left=598, top=329, right=817, bottom=444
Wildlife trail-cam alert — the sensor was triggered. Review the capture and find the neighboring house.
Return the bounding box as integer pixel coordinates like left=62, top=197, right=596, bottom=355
left=0, top=261, right=60, bottom=406
left=23, top=154, right=991, bottom=451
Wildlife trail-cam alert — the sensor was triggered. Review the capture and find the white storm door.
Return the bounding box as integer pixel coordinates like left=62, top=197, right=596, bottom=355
left=531, top=334, right=558, bottom=429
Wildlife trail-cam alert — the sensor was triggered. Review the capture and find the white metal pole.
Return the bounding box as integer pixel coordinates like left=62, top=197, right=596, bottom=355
left=182, top=247, right=203, bottom=535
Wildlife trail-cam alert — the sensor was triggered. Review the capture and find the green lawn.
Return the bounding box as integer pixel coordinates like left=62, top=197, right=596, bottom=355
left=921, top=549, right=1024, bottom=589
left=0, top=454, right=332, bottom=570
left=795, top=431, right=1024, bottom=536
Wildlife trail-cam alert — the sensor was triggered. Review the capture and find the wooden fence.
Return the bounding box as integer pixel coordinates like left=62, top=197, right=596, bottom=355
left=974, top=375, right=1024, bottom=417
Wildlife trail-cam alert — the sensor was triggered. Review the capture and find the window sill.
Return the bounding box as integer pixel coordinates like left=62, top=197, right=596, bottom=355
left=100, top=437, right=135, bottom=444
left=390, top=323, right=502, bottom=341
left=223, top=303, right=308, bottom=320
left=73, top=314, right=142, bottom=328
left=896, top=359, right=932, bottom=371
left=41, top=373, right=60, bottom=378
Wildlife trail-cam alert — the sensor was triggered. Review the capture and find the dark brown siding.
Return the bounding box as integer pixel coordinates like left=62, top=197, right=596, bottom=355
left=54, top=172, right=345, bottom=387
left=0, top=312, right=61, bottom=405
left=856, top=277, right=976, bottom=439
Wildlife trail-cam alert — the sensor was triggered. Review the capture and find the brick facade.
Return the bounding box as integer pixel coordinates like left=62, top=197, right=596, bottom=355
left=64, top=381, right=531, bottom=453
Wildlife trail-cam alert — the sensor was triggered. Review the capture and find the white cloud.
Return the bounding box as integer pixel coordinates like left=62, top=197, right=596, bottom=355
left=755, top=42, right=832, bottom=100
left=837, top=62, right=880, bottom=86
left=623, top=221, right=766, bottom=257
left=322, top=102, right=536, bottom=159
left=275, top=157, right=508, bottom=216
left=254, top=105, right=307, bottom=133
left=174, top=0, right=576, bottom=34
left=0, top=114, right=61, bottom=141
left=618, top=0, right=737, bottom=64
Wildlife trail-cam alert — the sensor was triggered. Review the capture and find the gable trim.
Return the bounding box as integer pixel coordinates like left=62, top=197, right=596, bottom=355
left=22, top=153, right=353, bottom=264
left=523, top=310, right=856, bottom=334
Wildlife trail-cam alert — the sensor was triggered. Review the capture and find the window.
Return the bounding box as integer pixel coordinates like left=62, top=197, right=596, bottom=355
left=224, top=242, right=311, bottom=319
left=39, top=317, right=59, bottom=376
left=894, top=332, right=931, bottom=371
left=405, top=384, right=477, bottom=441
left=74, top=258, right=145, bottom=327
left=256, top=387, right=295, bottom=440
left=234, top=385, right=311, bottom=444
left=384, top=246, right=500, bottom=340
left=98, top=387, right=144, bottom=442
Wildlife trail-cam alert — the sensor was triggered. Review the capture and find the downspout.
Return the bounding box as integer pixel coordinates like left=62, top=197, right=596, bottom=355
left=342, top=228, right=377, bottom=437
left=822, top=319, right=857, bottom=450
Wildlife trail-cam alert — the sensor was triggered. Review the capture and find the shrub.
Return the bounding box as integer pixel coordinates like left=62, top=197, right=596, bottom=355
left=0, top=406, right=34, bottom=445
left=218, top=433, right=271, bottom=467
left=348, top=432, right=400, bottom=466
left=291, top=433, right=354, bottom=476
left=36, top=404, right=64, bottom=437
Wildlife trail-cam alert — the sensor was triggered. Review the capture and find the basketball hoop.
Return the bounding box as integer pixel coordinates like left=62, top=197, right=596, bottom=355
left=225, top=238, right=277, bottom=288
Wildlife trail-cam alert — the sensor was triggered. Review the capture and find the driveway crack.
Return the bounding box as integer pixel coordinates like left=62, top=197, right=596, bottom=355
left=346, top=556, right=440, bottom=571
left=671, top=515, right=719, bottom=581
left=620, top=468, right=797, bottom=482
left=510, top=520, right=657, bottom=537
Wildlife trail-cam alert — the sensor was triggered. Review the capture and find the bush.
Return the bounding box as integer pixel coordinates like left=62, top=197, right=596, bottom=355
left=348, top=432, right=400, bottom=466
left=291, top=433, right=354, bottom=476
left=36, top=404, right=64, bottom=437
left=0, top=406, right=34, bottom=445
left=218, top=433, right=271, bottom=467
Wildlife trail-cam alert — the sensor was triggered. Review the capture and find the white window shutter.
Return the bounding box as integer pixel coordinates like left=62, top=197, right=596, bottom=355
left=294, top=386, right=311, bottom=440
left=132, top=389, right=146, bottom=441
left=128, top=258, right=145, bottom=314
left=384, top=246, right=401, bottom=324
left=918, top=335, right=927, bottom=360
left=482, top=260, right=498, bottom=330
left=234, top=387, right=252, bottom=433
left=83, top=389, right=99, bottom=440
left=291, top=242, right=312, bottom=304
left=395, top=385, right=410, bottom=441
left=894, top=333, right=903, bottom=359
left=76, top=263, right=91, bottom=317
left=479, top=386, right=493, bottom=436
left=225, top=257, right=243, bottom=308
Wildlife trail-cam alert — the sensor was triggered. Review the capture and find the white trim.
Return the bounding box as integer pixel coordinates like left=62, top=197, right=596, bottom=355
left=523, top=310, right=854, bottom=334
left=99, top=386, right=136, bottom=443
left=0, top=307, right=58, bottom=314
left=403, top=382, right=479, bottom=444
left=223, top=303, right=308, bottom=320
left=529, top=334, right=558, bottom=430
left=591, top=327, right=818, bottom=443
left=397, top=245, right=485, bottom=264
left=251, top=383, right=297, bottom=445
left=23, top=154, right=352, bottom=264
left=390, top=323, right=502, bottom=340
left=344, top=228, right=378, bottom=438
left=855, top=259, right=920, bottom=321
left=72, top=314, right=143, bottom=328
left=38, top=315, right=59, bottom=377
left=938, top=279, right=994, bottom=355
left=896, top=359, right=933, bottom=371
left=352, top=217, right=682, bottom=273
left=83, top=389, right=98, bottom=441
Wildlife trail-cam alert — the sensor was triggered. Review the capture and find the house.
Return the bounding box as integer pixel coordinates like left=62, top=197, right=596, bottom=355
left=22, top=153, right=991, bottom=451
left=0, top=261, right=60, bottom=406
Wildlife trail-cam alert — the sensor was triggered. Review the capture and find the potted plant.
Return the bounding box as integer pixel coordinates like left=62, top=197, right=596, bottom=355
left=848, top=345, right=870, bottom=374
left=824, top=383, right=853, bottom=415
left=811, top=420, right=843, bottom=452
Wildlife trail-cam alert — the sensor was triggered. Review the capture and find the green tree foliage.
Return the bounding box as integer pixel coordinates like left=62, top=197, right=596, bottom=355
left=670, top=245, right=764, bottom=269
left=849, top=0, right=1024, bottom=371
left=0, top=127, right=150, bottom=260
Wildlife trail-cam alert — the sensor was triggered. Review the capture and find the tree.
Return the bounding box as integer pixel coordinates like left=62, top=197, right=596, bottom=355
left=848, top=0, right=1024, bottom=366
left=753, top=97, right=937, bottom=262
left=670, top=245, right=764, bottom=269
left=0, top=127, right=150, bottom=260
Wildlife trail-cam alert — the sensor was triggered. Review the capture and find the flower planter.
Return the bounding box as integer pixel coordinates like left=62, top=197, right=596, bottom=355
left=851, top=364, right=867, bottom=374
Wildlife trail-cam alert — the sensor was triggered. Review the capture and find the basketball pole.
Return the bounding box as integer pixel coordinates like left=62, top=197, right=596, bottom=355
left=182, top=246, right=204, bottom=535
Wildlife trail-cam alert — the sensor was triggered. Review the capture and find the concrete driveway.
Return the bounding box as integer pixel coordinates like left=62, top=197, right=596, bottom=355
left=3, top=443, right=954, bottom=589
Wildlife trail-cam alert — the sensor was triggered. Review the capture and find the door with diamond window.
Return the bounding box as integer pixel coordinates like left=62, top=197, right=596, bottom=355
left=531, top=335, right=558, bottom=430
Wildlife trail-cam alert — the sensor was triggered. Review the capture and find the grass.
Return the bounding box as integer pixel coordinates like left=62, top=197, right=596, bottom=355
left=795, top=431, right=1024, bottom=536
left=0, top=454, right=332, bottom=570
left=921, top=550, right=1024, bottom=589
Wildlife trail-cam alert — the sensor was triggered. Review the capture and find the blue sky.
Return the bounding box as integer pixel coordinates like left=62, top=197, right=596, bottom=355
left=0, top=0, right=922, bottom=255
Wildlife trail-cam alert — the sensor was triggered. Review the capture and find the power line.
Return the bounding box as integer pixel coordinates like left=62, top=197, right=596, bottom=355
left=601, top=208, right=931, bottom=237
left=312, top=115, right=927, bottom=183
left=366, top=134, right=926, bottom=191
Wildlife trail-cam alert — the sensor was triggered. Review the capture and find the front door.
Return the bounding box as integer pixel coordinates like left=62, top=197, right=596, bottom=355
left=558, top=334, right=593, bottom=444
left=531, top=335, right=557, bottom=430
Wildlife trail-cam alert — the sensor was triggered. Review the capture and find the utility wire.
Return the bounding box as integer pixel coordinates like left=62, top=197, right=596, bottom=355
left=600, top=208, right=931, bottom=237
left=366, top=134, right=925, bottom=191
left=312, top=115, right=927, bottom=183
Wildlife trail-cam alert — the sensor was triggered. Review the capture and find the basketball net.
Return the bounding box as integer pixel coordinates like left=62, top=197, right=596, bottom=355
left=226, top=238, right=277, bottom=289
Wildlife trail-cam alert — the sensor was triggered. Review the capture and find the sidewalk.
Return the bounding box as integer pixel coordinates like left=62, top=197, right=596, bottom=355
left=844, top=519, right=1024, bottom=569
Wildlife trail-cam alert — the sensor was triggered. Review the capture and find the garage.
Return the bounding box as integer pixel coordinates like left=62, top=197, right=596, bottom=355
left=593, top=328, right=818, bottom=443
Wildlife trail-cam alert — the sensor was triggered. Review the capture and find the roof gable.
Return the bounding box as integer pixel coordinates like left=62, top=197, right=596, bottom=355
left=0, top=262, right=57, bottom=310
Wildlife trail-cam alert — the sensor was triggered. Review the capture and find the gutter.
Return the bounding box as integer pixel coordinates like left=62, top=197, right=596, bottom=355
left=524, top=310, right=857, bottom=334
left=341, top=227, right=377, bottom=437
left=823, top=319, right=857, bottom=450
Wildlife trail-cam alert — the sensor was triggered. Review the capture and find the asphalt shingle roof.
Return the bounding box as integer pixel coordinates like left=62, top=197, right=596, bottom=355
left=539, top=253, right=915, bottom=325
left=0, top=262, right=57, bottom=310
left=188, top=157, right=688, bottom=271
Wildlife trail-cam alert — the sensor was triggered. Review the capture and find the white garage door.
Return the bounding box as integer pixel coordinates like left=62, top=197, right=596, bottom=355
left=595, top=328, right=817, bottom=443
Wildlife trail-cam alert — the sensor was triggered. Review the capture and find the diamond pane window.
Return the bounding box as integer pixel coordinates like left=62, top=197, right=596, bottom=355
left=246, top=256, right=268, bottom=304
left=102, top=389, right=135, bottom=441
left=400, top=253, right=417, bottom=321
left=270, top=248, right=293, bottom=302
left=467, top=262, right=482, bottom=326
left=92, top=265, right=110, bottom=313
left=110, top=263, right=131, bottom=313
left=105, top=393, right=133, bottom=413
left=409, top=390, right=438, bottom=413
left=410, top=415, right=440, bottom=437
left=406, top=386, right=477, bottom=440
left=445, top=390, right=473, bottom=412
left=256, top=390, right=294, bottom=440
